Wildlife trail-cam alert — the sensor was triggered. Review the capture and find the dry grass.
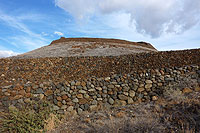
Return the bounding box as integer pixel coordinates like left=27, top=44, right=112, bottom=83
left=1, top=86, right=200, bottom=132
left=51, top=89, right=200, bottom=133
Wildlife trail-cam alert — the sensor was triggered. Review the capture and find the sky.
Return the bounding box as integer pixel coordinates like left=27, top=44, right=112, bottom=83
left=0, top=0, right=200, bottom=57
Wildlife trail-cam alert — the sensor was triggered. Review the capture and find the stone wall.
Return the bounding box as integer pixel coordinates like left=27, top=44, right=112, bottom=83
left=0, top=49, right=199, bottom=86
left=0, top=49, right=200, bottom=114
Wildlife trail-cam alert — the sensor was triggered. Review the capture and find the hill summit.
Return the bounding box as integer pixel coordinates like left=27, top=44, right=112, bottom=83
left=13, top=37, right=157, bottom=59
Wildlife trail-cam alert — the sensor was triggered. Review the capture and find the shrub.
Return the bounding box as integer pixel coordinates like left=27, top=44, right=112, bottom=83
left=0, top=101, right=60, bottom=133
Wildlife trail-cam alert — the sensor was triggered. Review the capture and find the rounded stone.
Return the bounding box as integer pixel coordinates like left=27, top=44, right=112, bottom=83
left=145, top=84, right=152, bottom=89
left=79, top=99, right=88, bottom=104
left=53, top=105, right=60, bottom=111
left=108, top=98, right=114, bottom=105
left=123, top=92, right=129, bottom=96
left=88, top=89, right=95, bottom=92
left=102, top=94, right=107, bottom=98
left=71, top=81, right=75, bottom=86
left=77, top=108, right=83, bottom=114
left=61, top=91, right=67, bottom=95
left=96, top=87, right=102, bottom=91
left=57, top=96, right=62, bottom=101
left=84, top=104, right=90, bottom=110
left=103, top=90, right=108, bottom=93
left=79, top=90, right=87, bottom=94
left=67, top=106, right=74, bottom=112
left=45, top=90, right=53, bottom=96
left=118, top=95, right=128, bottom=100
left=145, top=80, right=153, bottom=84
left=53, top=99, right=58, bottom=105
left=36, top=88, right=44, bottom=94
left=77, top=94, right=83, bottom=99
left=90, top=105, right=98, bottom=111
left=97, top=98, right=103, bottom=101
left=61, top=105, right=68, bottom=109
left=91, top=84, right=95, bottom=88
left=81, top=81, right=86, bottom=87
left=115, top=100, right=127, bottom=106
left=115, top=85, right=120, bottom=88
left=75, top=81, right=81, bottom=86
left=72, top=98, right=79, bottom=103
left=84, top=94, right=90, bottom=99
left=4, top=92, right=10, bottom=96
left=129, top=90, right=136, bottom=98
left=61, top=95, right=68, bottom=100
left=105, top=77, right=111, bottom=81
left=77, top=86, right=82, bottom=89
left=62, top=100, right=67, bottom=105
left=108, top=84, right=115, bottom=89
left=137, top=88, right=145, bottom=92
left=127, top=97, right=134, bottom=104
left=24, top=98, right=31, bottom=103
left=92, top=100, right=98, bottom=105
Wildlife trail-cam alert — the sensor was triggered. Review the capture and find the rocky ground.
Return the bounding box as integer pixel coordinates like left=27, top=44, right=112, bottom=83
left=50, top=90, right=200, bottom=133
left=0, top=38, right=199, bottom=132
left=11, top=37, right=157, bottom=59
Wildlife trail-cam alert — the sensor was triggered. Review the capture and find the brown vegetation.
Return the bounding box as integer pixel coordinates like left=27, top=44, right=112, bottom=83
left=50, top=90, right=200, bottom=133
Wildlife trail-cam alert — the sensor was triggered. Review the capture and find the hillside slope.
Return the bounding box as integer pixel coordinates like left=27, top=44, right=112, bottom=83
left=12, top=37, right=157, bottom=59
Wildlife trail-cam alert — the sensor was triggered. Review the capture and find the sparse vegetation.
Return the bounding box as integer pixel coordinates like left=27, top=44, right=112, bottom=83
left=0, top=90, right=199, bottom=133
left=51, top=89, right=200, bottom=133
left=0, top=101, right=60, bottom=133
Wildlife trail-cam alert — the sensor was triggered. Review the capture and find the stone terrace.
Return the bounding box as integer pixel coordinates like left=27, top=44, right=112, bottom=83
left=0, top=48, right=200, bottom=114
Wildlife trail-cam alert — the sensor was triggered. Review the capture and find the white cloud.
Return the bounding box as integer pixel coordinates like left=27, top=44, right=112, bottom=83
left=54, top=31, right=64, bottom=36
left=55, top=0, right=200, bottom=38
left=0, top=50, right=19, bottom=58
left=0, top=11, right=50, bottom=50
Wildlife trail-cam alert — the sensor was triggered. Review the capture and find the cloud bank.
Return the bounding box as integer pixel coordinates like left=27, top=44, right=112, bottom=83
left=0, top=50, right=19, bottom=58
left=55, top=0, right=200, bottom=37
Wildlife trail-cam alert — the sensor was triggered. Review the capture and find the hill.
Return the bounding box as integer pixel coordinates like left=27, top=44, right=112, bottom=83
left=0, top=38, right=199, bottom=132
left=12, top=37, right=157, bottom=59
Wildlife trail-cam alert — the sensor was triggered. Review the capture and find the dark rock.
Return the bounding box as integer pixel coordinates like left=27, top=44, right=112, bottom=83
left=108, top=98, right=114, bottom=105
left=2, top=100, right=10, bottom=107
left=197, top=70, right=200, bottom=75
left=53, top=99, right=58, bottom=105
left=36, top=88, right=44, bottom=94
left=84, top=103, right=89, bottom=110
left=165, top=77, right=174, bottom=81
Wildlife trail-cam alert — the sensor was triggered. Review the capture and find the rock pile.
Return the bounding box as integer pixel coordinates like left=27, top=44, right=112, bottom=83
left=0, top=48, right=200, bottom=114
left=1, top=49, right=200, bottom=87
left=1, top=65, right=199, bottom=114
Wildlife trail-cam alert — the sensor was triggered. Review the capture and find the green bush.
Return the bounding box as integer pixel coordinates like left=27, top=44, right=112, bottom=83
left=0, top=101, right=57, bottom=133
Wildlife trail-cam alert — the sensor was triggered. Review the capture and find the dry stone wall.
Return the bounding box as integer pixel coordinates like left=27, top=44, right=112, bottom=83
left=0, top=49, right=200, bottom=114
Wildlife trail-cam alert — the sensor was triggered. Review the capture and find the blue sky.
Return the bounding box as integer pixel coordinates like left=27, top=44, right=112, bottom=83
left=0, top=0, right=200, bottom=57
